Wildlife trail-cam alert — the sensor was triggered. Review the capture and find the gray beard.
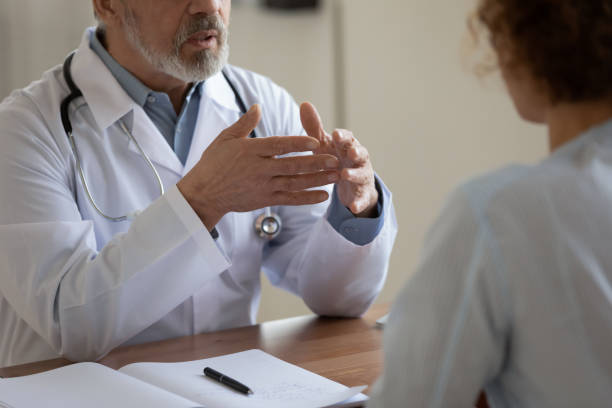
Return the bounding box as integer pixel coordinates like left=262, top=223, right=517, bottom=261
left=123, top=11, right=230, bottom=83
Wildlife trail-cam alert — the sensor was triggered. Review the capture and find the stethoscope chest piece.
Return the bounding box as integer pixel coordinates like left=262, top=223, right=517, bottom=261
left=254, top=209, right=282, bottom=240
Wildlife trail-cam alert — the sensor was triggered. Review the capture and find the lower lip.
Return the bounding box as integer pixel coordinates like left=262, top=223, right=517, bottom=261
left=186, top=36, right=218, bottom=50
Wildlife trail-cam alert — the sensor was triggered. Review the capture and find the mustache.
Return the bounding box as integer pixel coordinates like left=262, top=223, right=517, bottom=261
left=176, top=14, right=227, bottom=45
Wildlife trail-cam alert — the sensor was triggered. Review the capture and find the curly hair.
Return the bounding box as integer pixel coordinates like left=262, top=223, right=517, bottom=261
left=476, top=0, right=612, bottom=103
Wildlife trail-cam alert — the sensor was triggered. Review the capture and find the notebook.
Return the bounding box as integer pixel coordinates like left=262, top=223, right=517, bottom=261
left=0, top=349, right=368, bottom=408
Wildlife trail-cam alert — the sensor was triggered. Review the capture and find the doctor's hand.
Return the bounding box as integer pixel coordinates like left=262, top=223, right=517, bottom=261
left=177, top=104, right=340, bottom=231
left=300, top=102, right=379, bottom=218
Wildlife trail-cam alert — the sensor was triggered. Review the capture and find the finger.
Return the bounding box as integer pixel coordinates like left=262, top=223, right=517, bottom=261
left=332, top=129, right=358, bottom=165
left=300, top=102, right=334, bottom=153
left=349, top=198, right=372, bottom=215
left=332, top=129, right=356, bottom=152
left=251, top=136, right=320, bottom=157
left=341, top=167, right=372, bottom=186
left=270, top=171, right=339, bottom=192
left=347, top=145, right=370, bottom=166
left=300, top=102, right=326, bottom=141
left=270, top=190, right=330, bottom=206
left=349, top=188, right=379, bottom=215
left=222, top=104, right=262, bottom=139
left=269, top=154, right=339, bottom=176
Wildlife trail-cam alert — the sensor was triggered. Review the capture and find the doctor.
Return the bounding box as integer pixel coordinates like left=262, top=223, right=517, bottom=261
left=0, top=0, right=396, bottom=367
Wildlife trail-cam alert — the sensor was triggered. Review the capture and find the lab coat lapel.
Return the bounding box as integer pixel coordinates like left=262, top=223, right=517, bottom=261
left=129, top=106, right=184, bottom=176
left=183, top=103, right=236, bottom=172
left=183, top=72, right=243, bottom=172
left=70, top=29, right=183, bottom=177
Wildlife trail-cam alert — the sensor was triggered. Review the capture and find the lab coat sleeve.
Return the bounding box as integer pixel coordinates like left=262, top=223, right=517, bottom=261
left=367, top=188, right=511, bottom=408
left=0, top=93, right=230, bottom=363
left=261, top=86, right=398, bottom=317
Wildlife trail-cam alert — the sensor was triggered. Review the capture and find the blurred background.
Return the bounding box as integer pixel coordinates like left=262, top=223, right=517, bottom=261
left=0, top=0, right=547, bottom=322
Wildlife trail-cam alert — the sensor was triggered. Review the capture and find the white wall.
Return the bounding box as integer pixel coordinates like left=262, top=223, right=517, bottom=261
left=229, top=1, right=337, bottom=126
left=0, top=0, right=93, bottom=98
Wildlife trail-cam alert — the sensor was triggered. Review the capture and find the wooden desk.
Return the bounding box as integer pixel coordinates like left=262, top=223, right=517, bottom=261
left=0, top=303, right=489, bottom=407
left=0, top=303, right=388, bottom=387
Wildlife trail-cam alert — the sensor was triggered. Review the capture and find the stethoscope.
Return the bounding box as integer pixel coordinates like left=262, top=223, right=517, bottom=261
left=60, top=52, right=282, bottom=240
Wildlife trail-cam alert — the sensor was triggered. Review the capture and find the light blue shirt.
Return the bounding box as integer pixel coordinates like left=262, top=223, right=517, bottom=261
left=89, top=31, right=386, bottom=245
left=369, top=120, right=612, bottom=407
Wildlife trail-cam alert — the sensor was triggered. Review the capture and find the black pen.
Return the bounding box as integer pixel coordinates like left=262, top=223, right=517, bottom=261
left=203, top=367, right=254, bottom=395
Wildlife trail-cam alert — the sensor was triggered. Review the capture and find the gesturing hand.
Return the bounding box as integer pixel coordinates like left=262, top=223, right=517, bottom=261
left=178, top=104, right=340, bottom=230
left=300, top=102, right=379, bottom=218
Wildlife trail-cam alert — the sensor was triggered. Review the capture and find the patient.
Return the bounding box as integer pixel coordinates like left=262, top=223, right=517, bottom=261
left=368, top=0, right=612, bottom=406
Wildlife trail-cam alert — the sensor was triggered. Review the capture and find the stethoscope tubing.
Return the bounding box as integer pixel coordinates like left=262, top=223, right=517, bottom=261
left=62, top=53, right=164, bottom=222
left=61, top=51, right=282, bottom=238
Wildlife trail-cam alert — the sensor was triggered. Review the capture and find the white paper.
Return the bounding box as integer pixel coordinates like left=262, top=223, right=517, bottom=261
left=120, top=349, right=368, bottom=408
left=376, top=314, right=389, bottom=327
left=0, top=363, right=201, bottom=408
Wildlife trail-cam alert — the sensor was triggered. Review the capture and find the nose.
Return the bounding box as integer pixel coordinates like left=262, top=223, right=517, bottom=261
left=188, top=0, right=223, bottom=15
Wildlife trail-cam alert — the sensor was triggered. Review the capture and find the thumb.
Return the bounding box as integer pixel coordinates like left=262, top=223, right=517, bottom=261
left=300, top=102, right=326, bottom=141
left=224, top=104, right=262, bottom=139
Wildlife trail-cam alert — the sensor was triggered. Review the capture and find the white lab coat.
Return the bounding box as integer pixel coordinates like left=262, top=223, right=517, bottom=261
left=0, top=31, right=397, bottom=367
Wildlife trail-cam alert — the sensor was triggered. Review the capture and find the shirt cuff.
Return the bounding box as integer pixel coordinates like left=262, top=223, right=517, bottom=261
left=326, top=175, right=387, bottom=246
left=165, top=184, right=230, bottom=267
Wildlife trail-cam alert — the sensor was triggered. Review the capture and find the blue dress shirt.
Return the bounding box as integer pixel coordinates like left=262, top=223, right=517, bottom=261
left=89, top=31, right=386, bottom=245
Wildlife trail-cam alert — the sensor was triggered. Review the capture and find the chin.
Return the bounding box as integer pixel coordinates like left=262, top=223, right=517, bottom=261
left=517, top=110, right=546, bottom=124
left=513, top=100, right=547, bottom=124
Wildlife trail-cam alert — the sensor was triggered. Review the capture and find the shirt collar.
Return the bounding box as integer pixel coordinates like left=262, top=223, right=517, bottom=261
left=89, top=29, right=154, bottom=107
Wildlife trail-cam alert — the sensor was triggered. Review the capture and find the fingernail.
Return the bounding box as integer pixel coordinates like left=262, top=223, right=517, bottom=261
left=329, top=173, right=339, bottom=182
